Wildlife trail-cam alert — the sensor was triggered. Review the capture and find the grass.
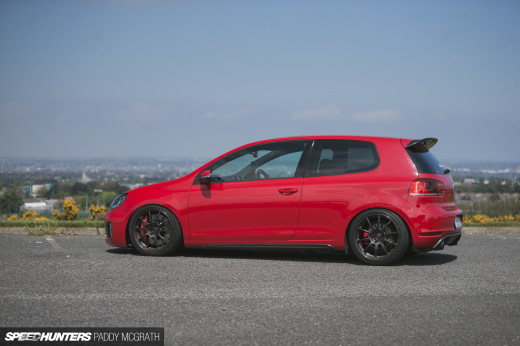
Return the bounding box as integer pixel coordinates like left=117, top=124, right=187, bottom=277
left=0, top=219, right=105, bottom=236
left=0, top=220, right=104, bottom=228
left=26, top=222, right=57, bottom=236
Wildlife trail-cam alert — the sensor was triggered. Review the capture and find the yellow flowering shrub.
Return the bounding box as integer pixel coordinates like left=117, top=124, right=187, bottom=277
left=466, top=213, right=520, bottom=223
left=34, top=217, right=50, bottom=221
left=8, top=215, right=18, bottom=221
left=23, top=209, right=40, bottom=220
left=87, top=204, right=106, bottom=221
left=53, top=198, right=79, bottom=220
left=495, top=214, right=515, bottom=222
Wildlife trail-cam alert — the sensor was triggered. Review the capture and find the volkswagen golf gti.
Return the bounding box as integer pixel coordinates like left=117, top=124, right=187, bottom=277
left=105, top=136, right=462, bottom=265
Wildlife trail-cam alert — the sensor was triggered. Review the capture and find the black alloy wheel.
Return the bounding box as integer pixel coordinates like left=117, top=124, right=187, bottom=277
left=128, top=205, right=182, bottom=256
left=348, top=209, right=409, bottom=265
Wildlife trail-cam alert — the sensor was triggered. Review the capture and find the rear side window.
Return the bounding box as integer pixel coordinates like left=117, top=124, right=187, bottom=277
left=406, top=150, right=445, bottom=174
left=306, top=140, right=379, bottom=177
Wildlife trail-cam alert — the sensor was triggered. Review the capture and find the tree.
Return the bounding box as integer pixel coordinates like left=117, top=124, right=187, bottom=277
left=45, top=181, right=60, bottom=199
left=71, top=182, right=88, bottom=195
left=99, top=191, right=118, bottom=207
left=489, top=193, right=501, bottom=202
left=0, top=188, right=24, bottom=214
left=37, top=186, right=50, bottom=198
left=100, top=182, right=127, bottom=195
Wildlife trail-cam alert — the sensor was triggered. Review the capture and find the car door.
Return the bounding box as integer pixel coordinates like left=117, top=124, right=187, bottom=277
left=188, top=141, right=311, bottom=242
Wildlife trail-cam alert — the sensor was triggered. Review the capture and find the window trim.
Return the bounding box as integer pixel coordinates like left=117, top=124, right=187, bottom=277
left=305, top=139, right=380, bottom=177
left=193, top=140, right=313, bottom=184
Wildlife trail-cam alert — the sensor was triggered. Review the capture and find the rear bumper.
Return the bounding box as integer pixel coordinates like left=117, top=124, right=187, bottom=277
left=413, top=231, right=462, bottom=252
left=432, top=231, right=462, bottom=250
left=401, top=193, right=463, bottom=249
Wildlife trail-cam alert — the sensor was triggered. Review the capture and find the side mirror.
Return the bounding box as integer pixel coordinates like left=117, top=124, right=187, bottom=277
left=200, top=170, right=212, bottom=184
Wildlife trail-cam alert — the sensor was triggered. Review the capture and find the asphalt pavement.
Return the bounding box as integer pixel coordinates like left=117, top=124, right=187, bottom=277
left=1, top=234, right=519, bottom=345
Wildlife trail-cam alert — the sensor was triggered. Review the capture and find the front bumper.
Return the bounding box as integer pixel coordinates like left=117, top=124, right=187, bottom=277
left=104, top=208, right=131, bottom=248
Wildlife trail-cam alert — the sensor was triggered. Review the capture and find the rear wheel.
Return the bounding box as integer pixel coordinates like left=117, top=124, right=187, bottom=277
left=348, top=209, right=409, bottom=265
left=128, top=205, right=182, bottom=256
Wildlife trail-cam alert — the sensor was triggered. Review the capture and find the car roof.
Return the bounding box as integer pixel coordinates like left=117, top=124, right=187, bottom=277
left=241, top=135, right=410, bottom=147
left=197, top=135, right=419, bottom=176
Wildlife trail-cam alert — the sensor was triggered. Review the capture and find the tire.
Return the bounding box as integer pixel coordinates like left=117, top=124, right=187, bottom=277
left=128, top=205, right=183, bottom=256
left=347, top=209, right=409, bottom=265
left=406, top=247, right=419, bottom=256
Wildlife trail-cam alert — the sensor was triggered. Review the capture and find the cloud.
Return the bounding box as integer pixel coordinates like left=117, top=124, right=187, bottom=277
left=348, top=109, right=403, bottom=123
left=115, top=103, right=172, bottom=122
left=291, top=104, right=342, bottom=121
left=84, top=33, right=105, bottom=41
left=203, top=111, right=216, bottom=119
left=107, top=0, right=186, bottom=5
left=55, top=111, right=79, bottom=121
left=442, top=26, right=472, bottom=40
left=0, top=102, right=37, bottom=120
left=442, top=29, right=456, bottom=40
left=202, top=109, right=251, bottom=120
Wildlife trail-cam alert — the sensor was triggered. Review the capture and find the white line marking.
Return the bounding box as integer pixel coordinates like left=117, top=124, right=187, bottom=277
left=45, top=237, right=64, bottom=252
left=486, top=234, right=520, bottom=240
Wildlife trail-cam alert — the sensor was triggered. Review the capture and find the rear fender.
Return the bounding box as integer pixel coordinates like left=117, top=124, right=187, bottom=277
left=344, top=205, right=414, bottom=250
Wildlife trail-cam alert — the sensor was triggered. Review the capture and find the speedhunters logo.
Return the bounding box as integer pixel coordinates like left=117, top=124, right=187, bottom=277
left=1, top=328, right=164, bottom=346
left=5, top=332, right=91, bottom=342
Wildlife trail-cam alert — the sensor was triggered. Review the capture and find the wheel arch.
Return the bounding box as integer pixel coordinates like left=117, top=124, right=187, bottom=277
left=344, top=206, right=413, bottom=251
left=125, top=203, right=185, bottom=247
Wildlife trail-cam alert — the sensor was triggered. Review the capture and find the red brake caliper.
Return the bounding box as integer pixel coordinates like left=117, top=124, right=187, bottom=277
left=362, top=231, right=370, bottom=245
left=139, top=216, right=148, bottom=244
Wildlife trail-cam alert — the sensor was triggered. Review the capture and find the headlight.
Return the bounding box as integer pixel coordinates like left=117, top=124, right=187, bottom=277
left=110, top=193, right=128, bottom=210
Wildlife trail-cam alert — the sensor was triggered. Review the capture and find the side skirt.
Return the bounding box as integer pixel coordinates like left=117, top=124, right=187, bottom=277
left=202, top=244, right=340, bottom=251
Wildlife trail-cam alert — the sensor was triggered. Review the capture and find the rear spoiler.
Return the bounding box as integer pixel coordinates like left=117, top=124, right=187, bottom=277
left=405, top=138, right=438, bottom=153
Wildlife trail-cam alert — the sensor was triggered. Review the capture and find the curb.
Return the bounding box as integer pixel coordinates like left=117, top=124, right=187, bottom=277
left=463, top=227, right=520, bottom=235
left=0, top=227, right=105, bottom=236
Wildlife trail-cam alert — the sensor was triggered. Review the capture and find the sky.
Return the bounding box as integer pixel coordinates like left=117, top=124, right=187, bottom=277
left=1, top=0, right=519, bottom=162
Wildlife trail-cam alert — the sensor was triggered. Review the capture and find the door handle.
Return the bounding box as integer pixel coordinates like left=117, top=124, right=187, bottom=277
left=278, top=188, right=299, bottom=195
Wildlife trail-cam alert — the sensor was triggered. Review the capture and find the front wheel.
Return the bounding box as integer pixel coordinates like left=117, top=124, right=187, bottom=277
left=348, top=209, right=409, bottom=265
left=128, top=205, right=183, bottom=256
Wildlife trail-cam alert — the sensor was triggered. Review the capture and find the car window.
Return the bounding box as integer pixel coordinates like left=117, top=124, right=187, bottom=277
left=406, top=150, right=446, bottom=174
left=210, top=141, right=308, bottom=182
left=257, top=151, right=303, bottom=178
left=211, top=150, right=270, bottom=179
left=307, top=140, right=379, bottom=177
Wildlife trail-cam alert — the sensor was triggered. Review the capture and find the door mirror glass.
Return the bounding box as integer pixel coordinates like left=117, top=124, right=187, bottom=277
left=200, top=170, right=212, bottom=184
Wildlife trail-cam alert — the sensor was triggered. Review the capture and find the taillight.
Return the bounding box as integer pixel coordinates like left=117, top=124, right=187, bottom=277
left=409, top=179, right=445, bottom=196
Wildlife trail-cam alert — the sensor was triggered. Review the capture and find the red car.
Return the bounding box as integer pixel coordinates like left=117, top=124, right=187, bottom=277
left=105, top=136, right=462, bottom=265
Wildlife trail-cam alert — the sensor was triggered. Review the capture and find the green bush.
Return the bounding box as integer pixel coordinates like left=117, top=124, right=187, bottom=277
left=459, top=196, right=520, bottom=218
